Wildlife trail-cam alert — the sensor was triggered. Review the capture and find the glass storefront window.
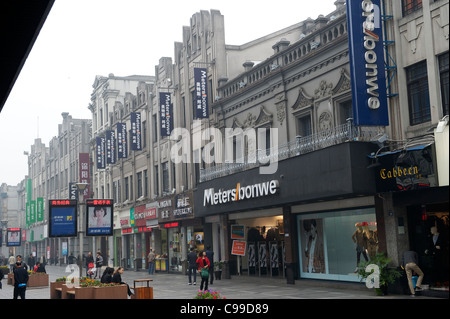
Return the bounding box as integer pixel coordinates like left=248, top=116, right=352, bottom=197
left=297, top=207, right=377, bottom=282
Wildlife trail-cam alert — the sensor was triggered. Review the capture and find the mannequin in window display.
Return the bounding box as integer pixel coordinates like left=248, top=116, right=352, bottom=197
left=363, top=223, right=378, bottom=260
left=303, top=219, right=325, bottom=273
left=425, top=226, right=445, bottom=287
left=352, top=223, right=368, bottom=271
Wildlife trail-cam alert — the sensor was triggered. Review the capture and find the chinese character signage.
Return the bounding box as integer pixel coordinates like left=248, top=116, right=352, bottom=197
left=37, top=197, right=44, bottom=222
left=346, top=0, right=389, bottom=126
left=48, top=200, right=78, bottom=238
left=106, top=130, right=116, bottom=164
left=130, top=112, right=142, bottom=150
left=86, top=199, right=114, bottom=236
left=79, top=153, right=90, bottom=199
left=159, top=92, right=173, bottom=137
left=194, top=68, right=209, bottom=119
left=117, top=122, right=128, bottom=158
left=96, top=136, right=106, bottom=169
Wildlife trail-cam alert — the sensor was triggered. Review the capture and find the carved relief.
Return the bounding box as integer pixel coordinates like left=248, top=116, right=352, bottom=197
left=319, top=111, right=333, bottom=132
left=332, top=69, right=351, bottom=95
left=275, top=93, right=286, bottom=125
left=255, top=105, right=273, bottom=127
left=291, top=87, right=314, bottom=110
left=314, top=80, right=333, bottom=99
left=403, top=20, right=422, bottom=54
left=434, top=3, right=449, bottom=40
left=243, top=113, right=257, bottom=128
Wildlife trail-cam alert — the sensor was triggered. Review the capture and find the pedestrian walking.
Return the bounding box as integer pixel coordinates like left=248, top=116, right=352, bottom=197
left=196, top=251, right=210, bottom=291
left=148, top=249, right=156, bottom=275
left=187, top=248, right=198, bottom=285
left=8, top=255, right=15, bottom=272
left=205, top=246, right=214, bottom=285
left=95, top=252, right=103, bottom=279
left=27, top=254, right=35, bottom=269
left=13, top=261, right=29, bottom=299
left=85, top=251, right=94, bottom=278
left=401, top=250, right=424, bottom=297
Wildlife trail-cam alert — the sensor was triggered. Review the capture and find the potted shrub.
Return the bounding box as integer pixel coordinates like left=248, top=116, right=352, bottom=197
left=214, top=261, right=223, bottom=280
left=357, top=251, right=402, bottom=296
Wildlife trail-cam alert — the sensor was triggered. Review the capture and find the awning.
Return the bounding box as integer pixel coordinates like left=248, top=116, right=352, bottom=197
left=368, top=142, right=434, bottom=158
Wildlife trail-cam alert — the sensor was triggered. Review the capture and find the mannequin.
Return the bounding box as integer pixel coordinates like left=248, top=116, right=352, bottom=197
left=363, top=223, right=378, bottom=260
left=426, top=226, right=444, bottom=286
left=352, top=223, right=368, bottom=270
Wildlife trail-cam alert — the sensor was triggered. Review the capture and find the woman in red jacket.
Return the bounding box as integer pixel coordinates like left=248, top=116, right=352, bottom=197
left=196, top=251, right=210, bottom=291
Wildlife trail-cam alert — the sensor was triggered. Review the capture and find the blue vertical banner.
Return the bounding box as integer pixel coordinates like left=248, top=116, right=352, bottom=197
left=117, top=123, right=128, bottom=159
left=159, top=92, right=173, bottom=137
left=131, top=112, right=142, bottom=150
left=194, top=68, right=209, bottom=119
left=346, top=0, right=389, bottom=126
left=96, top=136, right=106, bottom=169
left=106, top=130, right=116, bottom=164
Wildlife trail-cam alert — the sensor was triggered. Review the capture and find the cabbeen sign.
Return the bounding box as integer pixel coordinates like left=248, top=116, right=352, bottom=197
left=346, top=0, right=389, bottom=126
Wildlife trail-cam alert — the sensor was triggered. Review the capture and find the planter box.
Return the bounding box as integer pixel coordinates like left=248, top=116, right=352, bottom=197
left=68, top=284, right=127, bottom=299
left=1, top=268, right=9, bottom=276
left=8, top=273, right=49, bottom=287
left=28, top=274, right=49, bottom=287
left=94, top=285, right=127, bottom=299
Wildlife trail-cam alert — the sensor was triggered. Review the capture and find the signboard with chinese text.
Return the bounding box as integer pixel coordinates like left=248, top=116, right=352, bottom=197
left=48, top=200, right=78, bottom=238
left=86, top=199, right=114, bottom=236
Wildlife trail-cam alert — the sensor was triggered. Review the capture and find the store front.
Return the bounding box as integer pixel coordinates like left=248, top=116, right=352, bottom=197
left=195, top=142, right=378, bottom=283
left=371, top=142, right=449, bottom=294
left=156, top=191, right=199, bottom=273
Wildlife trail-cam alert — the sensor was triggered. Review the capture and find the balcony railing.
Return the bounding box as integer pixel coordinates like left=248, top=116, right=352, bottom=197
left=199, top=120, right=381, bottom=182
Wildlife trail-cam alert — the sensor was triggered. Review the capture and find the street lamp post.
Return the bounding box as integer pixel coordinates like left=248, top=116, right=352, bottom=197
left=75, top=183, right=88, bottom=278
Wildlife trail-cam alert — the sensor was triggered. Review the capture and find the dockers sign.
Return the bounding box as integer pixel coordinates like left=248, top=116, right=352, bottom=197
left=346, top=0, right=389, bottom=126
left=203, top=180, right=279, bottom=206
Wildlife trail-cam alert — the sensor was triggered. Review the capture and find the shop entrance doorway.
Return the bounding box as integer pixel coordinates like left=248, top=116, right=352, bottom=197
left=407, top=203, right=449, bottom=290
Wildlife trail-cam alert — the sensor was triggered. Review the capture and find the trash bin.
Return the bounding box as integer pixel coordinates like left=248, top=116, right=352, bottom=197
left=133, top=279, right=153, bottom=299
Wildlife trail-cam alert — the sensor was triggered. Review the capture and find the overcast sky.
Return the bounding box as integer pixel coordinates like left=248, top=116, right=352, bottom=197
left=0, top=0, right=337, bottom=186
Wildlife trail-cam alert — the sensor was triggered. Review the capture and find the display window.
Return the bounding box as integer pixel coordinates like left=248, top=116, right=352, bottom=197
left=297, top=207, right=377, bottom=282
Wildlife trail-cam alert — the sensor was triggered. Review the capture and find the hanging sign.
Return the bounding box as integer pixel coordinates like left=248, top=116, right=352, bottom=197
left=346, top=0, right=389, bottom=126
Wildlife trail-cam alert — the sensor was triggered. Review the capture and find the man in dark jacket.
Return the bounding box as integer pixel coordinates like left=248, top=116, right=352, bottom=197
left=187, top=248, right=198, bottom=285
left=13, top=261, right=29, bottom=299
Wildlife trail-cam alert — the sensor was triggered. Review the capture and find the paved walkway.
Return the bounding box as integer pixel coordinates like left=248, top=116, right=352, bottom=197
left=0, top=265, right=444, bottom=300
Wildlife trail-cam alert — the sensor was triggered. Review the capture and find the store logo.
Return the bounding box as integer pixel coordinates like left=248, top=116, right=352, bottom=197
left=203, top=180, right=279, bottom=206
left=380, top=166, right=419, bottom=180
